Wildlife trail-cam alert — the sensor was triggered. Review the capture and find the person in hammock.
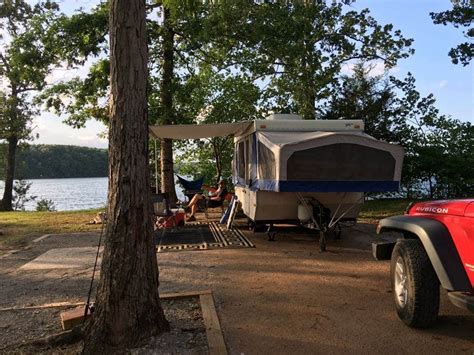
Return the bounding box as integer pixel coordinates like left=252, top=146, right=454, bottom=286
left=186, top=179, right=227, bottom=221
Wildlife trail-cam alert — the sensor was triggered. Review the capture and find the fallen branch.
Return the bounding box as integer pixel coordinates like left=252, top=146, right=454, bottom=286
left=0, top=301, right=86, bottom=312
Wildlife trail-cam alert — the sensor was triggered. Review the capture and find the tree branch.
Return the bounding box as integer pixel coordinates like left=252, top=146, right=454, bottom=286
left=0, top=53, right=11, bottom=74
left=174, top=48, right=196, bottom=76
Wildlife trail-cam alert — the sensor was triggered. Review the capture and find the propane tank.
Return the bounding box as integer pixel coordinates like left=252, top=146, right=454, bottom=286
left=298, top=202, right=313, bottom=222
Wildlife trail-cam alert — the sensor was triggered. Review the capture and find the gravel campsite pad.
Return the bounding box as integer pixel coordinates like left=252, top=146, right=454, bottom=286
left=0, top=233, right=209, bottom=354
left=0, top=297, right=208, bottom=354
left=1, top=225, right=473, bottom=354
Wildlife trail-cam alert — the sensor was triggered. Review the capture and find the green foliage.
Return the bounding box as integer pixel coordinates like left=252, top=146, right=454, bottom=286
left=0, top=0, right=64, bottom=209
left=320, top=62, right=399, bottom=142
left=12, top=144, right=108, bottom=179
left=224, top=1, right=414, bottom=119
left=39, top=1, right=415, bottom=178
left=173, top=70, right=263, bottom=185
left=12, top=179, right=36, bottom=211
left=37, top=59, right=110, bottom=127
left=36, top=2, right=110, bottom=127
left=403, top=115, right=473, bottom=199
left=322, top=63, right=473, bottom=199
left=430, top=0, right=473, bottom=66
left=29, top=0, right=470, bottom=201
left=45, top=2, right=109, bottom=66
left=35, top=198, right=56, bottom=212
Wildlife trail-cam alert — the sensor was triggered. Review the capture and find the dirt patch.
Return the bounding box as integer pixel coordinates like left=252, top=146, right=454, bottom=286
left=131, top=297, right=208, bottom=354
left=0, top=298, right=208, bottom=354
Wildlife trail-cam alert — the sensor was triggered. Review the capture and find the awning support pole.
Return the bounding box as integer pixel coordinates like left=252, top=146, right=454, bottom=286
left=327, top=194, right=364, bottom=229
left=154, top=138, right=159, bottom=194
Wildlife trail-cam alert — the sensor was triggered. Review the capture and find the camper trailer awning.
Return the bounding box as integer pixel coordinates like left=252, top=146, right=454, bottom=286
left=149, top=122, right=253, bottom=139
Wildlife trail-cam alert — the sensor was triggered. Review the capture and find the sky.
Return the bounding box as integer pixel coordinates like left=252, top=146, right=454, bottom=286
left=31, top=0, right=474, bottom=149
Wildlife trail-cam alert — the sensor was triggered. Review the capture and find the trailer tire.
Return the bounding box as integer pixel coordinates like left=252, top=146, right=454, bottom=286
left=391, top=239, right=440, bottom=328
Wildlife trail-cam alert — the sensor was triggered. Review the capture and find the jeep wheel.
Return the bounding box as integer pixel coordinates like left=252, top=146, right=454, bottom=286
left=391, top=239, right=440, bottom=328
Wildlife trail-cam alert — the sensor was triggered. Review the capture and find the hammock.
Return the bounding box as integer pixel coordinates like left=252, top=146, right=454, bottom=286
left=176, top=175, right=204, bottom=192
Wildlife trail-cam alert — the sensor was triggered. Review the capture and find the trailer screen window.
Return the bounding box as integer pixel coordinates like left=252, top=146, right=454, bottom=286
left=287, top=144, right=395, bottom=181
left=258, top=142, right=276, bottom=179
left=238, top=141, right=245, bottom=180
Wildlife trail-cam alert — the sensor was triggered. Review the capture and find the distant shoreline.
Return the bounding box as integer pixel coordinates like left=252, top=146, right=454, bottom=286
left=0, top=144, right=108, bottom=180
left=11, top=176, right=108, bottom=180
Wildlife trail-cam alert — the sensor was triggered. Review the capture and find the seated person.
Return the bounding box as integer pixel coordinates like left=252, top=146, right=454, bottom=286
left=186, top=179, right=227, bottom=221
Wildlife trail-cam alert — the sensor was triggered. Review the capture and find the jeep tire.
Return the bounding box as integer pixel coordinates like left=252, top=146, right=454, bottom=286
left=390, top=239, right=440, bottom=328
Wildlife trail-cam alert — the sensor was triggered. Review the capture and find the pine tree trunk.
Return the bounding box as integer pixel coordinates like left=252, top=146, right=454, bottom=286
left=0, top=135, right=18, bottom=211
left=160, top=138, right=177, bottom=203
left=301, top=90, right=316, bottom=120
left=301, top=27, right=316, bottom=121
left=159, top=7, right=178, bottom=205
left=212, top=139, right=222, bottom=184
left=83, top=0, right=168, bottom=352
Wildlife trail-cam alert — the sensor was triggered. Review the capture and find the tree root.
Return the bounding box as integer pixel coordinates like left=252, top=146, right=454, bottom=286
left=29, top=325, right=84, bottom=348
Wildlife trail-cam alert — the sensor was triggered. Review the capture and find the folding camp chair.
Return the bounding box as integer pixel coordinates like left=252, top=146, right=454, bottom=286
left=203, top=187, right=229, bottom=219
left=151, top=193, right=185, bottom=229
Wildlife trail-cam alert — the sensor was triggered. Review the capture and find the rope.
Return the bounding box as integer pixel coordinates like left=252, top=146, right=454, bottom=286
left=83, top=210, right=106, bottom=323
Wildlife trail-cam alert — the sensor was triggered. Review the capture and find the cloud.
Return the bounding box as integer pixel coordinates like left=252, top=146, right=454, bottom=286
left=32, top=113, right=108, bottom=148
left=341, top=60, right=398, bottom=77
left=45, top=58, right=96, bottom=85
left=438, top=80, right=448, bottom=88
left=72, top=134, right=107, bottom=143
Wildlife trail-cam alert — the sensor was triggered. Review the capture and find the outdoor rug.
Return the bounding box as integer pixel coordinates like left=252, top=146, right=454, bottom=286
left=155, top=222, right=255, bottom=252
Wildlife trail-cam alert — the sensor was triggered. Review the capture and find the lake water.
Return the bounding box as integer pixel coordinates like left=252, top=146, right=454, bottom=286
left=0, top=177, right=186, bottom=211
left=0, top=177, right=108, bottom=211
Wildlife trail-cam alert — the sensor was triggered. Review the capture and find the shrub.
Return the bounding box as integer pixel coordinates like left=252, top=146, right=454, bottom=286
left=36, top=198, right=56, bottom=212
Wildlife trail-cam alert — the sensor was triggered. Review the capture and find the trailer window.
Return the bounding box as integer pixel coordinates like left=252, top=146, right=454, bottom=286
left=287, top=144, right=395, bottom=181
left=258, top=142, right=276, bottom=180
left=237, top=141, right=245, bottom=180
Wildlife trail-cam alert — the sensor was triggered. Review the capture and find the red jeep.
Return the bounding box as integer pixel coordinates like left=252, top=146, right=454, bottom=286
left=373, top=199, right=474, bottom=328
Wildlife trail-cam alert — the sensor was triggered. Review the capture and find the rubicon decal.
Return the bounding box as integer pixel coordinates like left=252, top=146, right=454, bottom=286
left=415, top=206, right=449, bottom=214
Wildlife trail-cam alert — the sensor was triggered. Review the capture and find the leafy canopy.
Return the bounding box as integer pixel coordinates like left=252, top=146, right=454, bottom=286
left=430, top=0, right=473, bottom=66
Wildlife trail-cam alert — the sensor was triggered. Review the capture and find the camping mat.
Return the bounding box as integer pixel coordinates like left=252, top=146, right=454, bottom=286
left=155, top=222, right=255, bottom=252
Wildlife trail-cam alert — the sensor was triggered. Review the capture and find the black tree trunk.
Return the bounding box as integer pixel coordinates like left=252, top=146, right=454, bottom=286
left=0, top=135, right=18, bottom=211
left=159, top=7, right=177, bottom=205
left=83, top=0, right=169, bottom=352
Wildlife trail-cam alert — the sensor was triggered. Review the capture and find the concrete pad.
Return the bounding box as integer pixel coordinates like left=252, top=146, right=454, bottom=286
left=19, top=247, right=102, bottom=270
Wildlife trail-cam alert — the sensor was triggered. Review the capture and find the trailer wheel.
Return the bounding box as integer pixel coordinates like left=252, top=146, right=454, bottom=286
left=247, top=219, right=255, bottom=231
left=391, top=239, right=440, bottom=328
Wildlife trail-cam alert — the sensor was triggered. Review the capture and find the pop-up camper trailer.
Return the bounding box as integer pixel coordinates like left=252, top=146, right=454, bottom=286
left=150, top=114, right=404, bottom=250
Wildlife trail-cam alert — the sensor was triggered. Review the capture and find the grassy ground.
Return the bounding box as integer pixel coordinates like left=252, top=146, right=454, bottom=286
left=0, top=208, right=103, bottom=250
left=359, top=199, right=412, bottom=221
left=0, top=199, right=412, bottom=251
